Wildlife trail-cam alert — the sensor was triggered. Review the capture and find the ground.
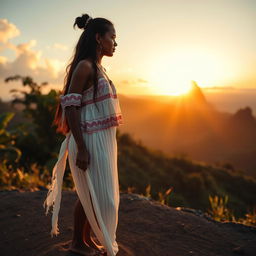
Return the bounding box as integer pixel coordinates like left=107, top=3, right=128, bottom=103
left=1, top=190, right=256, bottom=256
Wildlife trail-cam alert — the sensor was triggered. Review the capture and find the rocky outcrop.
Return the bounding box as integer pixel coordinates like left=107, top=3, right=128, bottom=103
left=0, top=190, right=255, bottom=256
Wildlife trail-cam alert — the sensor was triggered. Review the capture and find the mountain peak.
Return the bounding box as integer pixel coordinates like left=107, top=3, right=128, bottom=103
left=233, top=106, right=255, bottom=124
left=189, top=81, right=207, bottom=103
left=183, top=80, right=208, bottom=107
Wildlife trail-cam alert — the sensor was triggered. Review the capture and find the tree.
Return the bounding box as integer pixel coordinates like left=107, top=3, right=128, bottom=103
left=4, top=75, right=64, bottom=171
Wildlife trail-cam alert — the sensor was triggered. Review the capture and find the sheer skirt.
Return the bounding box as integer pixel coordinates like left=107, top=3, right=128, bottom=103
left=68, top=126, right=119, bottom=256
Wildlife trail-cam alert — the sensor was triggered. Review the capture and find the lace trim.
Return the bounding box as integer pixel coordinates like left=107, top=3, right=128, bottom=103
left=81, top=114, right=123, bottom=133
left=60, top=93, right=82, bottom=108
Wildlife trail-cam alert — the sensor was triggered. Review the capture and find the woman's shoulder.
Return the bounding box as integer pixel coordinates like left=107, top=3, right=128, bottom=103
left=78, top=59, right=94, bottom=69
left=67, top=59, right=94, bottom=95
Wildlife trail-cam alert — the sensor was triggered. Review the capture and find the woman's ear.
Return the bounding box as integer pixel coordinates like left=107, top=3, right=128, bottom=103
left=95, top=33, right=101, bottom=44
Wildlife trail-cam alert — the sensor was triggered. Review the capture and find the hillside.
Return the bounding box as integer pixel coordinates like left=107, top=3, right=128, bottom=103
left=0, top=190, right=255, bottom=256
left=2, top=82, right=256, bottom=177
left=118, top=83, right=256, bottom=177
left=117, top=132, right=256, bottom=218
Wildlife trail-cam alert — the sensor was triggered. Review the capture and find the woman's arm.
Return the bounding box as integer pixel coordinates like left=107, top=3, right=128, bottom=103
left=64, top=60, right=93, bottom=170
left=65, top=106, right=85, bottom=150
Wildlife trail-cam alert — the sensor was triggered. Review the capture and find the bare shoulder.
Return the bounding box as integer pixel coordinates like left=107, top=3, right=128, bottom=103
left=78, top=59, right=93, bottom=70
left=75, top=59, right=94, bottom=78
left=68, top=59, right=94, bottom=94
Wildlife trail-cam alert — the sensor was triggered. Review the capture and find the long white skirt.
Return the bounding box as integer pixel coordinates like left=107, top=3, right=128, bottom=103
left=68, top=126, right=120, bottom=256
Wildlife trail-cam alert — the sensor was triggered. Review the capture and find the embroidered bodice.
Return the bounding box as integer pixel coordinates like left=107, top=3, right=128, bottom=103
left=60, top=77, right=124, bottom=133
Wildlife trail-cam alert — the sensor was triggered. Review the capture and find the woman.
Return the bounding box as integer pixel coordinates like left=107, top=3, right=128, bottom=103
left=43, top=13, right=123, bottom=256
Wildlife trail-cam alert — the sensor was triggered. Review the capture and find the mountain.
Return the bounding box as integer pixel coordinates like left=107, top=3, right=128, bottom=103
left=231, top=107, right=256, bottom=130
left=185, top=80, right=209, bottom=106
left=1, top=82, right=256, bottom=177
left=118, top=82, right=256, bottom=177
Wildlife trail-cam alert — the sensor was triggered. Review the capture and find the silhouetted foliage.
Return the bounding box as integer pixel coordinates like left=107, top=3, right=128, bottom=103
left=4, top=75, right=64, bottom=170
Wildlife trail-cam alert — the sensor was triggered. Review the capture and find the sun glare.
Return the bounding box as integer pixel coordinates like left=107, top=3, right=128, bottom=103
left=148, top=48, right=225, bottom=96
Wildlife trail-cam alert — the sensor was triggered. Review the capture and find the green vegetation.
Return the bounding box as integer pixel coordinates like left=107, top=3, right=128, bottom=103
left=207, top=194, right=255, bottom=227
left=1, top=75, right=256, bottom=227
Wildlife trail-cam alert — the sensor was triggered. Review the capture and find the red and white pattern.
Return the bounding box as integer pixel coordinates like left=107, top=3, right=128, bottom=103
left=60, top=93, right=82, bottom=108
left=80, top=77, right=124, bottom=134
left=81, top=113, right=124, bottom=133
left=81, top=78, right=117, bottom=106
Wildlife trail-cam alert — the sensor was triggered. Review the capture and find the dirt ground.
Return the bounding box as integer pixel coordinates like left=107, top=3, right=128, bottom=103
left=0, top=190, right=256, bottom=256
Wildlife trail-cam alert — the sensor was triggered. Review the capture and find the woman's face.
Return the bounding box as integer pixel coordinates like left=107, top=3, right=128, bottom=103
left=97, top=26, right=117, bottom=57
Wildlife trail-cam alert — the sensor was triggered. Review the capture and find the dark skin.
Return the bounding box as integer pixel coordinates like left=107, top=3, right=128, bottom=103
left=66, top=25, right=117, bottom=256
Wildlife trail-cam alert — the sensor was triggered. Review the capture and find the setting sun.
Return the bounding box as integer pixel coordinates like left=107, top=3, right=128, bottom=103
left=147, top=48, right=227, bottom=96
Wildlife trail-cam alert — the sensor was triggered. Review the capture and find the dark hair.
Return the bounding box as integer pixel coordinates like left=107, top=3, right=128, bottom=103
left=53, top=13, right=114, bottom=135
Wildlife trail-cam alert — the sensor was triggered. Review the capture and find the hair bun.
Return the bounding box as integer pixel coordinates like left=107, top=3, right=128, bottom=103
left=74, top=14, right=92, bottom=30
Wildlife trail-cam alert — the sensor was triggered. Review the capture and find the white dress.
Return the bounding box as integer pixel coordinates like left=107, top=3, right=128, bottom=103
left=43, top=76, right=124, bottom=256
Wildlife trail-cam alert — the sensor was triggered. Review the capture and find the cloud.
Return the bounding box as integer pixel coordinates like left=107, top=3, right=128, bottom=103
left=0, top=19, right=20, bottom=43
left=137, top=78, right=148, bottom=83
left=0, top=19, right=65, bottom=79
left=202, top=86, right=236, bottom=90
left=202, top=86, right=256, bottom=92
left=121, top=79, right=130, bottom=85
left=121, top=77, right=148, bottom=85
left=0, top=19, right=67, bottom=101
left=0, top=56, right=8, bottom=65
left=0, top=38, right=65, bottom=79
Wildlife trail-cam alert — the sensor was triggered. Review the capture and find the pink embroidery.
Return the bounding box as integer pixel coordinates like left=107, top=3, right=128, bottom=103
left=81, top=114, right=123, bottom=133
left=60, top=93, right=82, bottom=108
left=79, top=77, right=123, bottom=133
left=84, top=125, right=121, bottom=134
left=61, top=94, right=82, bottom=103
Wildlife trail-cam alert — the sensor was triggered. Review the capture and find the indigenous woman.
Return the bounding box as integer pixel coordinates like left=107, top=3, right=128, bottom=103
left=43, top=13, right=123, bottom=256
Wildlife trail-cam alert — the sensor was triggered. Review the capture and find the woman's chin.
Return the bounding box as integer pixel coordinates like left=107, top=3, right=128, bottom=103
left=107, top=52, right=114, bottom=57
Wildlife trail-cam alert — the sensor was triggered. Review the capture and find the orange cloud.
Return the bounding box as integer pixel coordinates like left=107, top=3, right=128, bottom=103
left=0, top=19, right=20, bottom=43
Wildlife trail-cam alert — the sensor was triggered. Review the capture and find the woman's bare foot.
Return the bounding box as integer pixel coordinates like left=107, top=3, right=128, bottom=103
left=69, top=241, right=102, bottom=255
left=84, top=237, right=106, bottom=254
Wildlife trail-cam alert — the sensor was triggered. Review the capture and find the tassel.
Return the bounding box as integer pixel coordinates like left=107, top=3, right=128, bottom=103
left=43, top=132, right=71, bottom=237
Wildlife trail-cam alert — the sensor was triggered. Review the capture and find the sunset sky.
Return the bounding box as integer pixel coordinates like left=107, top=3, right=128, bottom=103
left=0, top=0, right=256, bottom=107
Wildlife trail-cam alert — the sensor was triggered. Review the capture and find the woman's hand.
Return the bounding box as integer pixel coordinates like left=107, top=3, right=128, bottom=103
left=76, top=147, right=90, bottom=172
